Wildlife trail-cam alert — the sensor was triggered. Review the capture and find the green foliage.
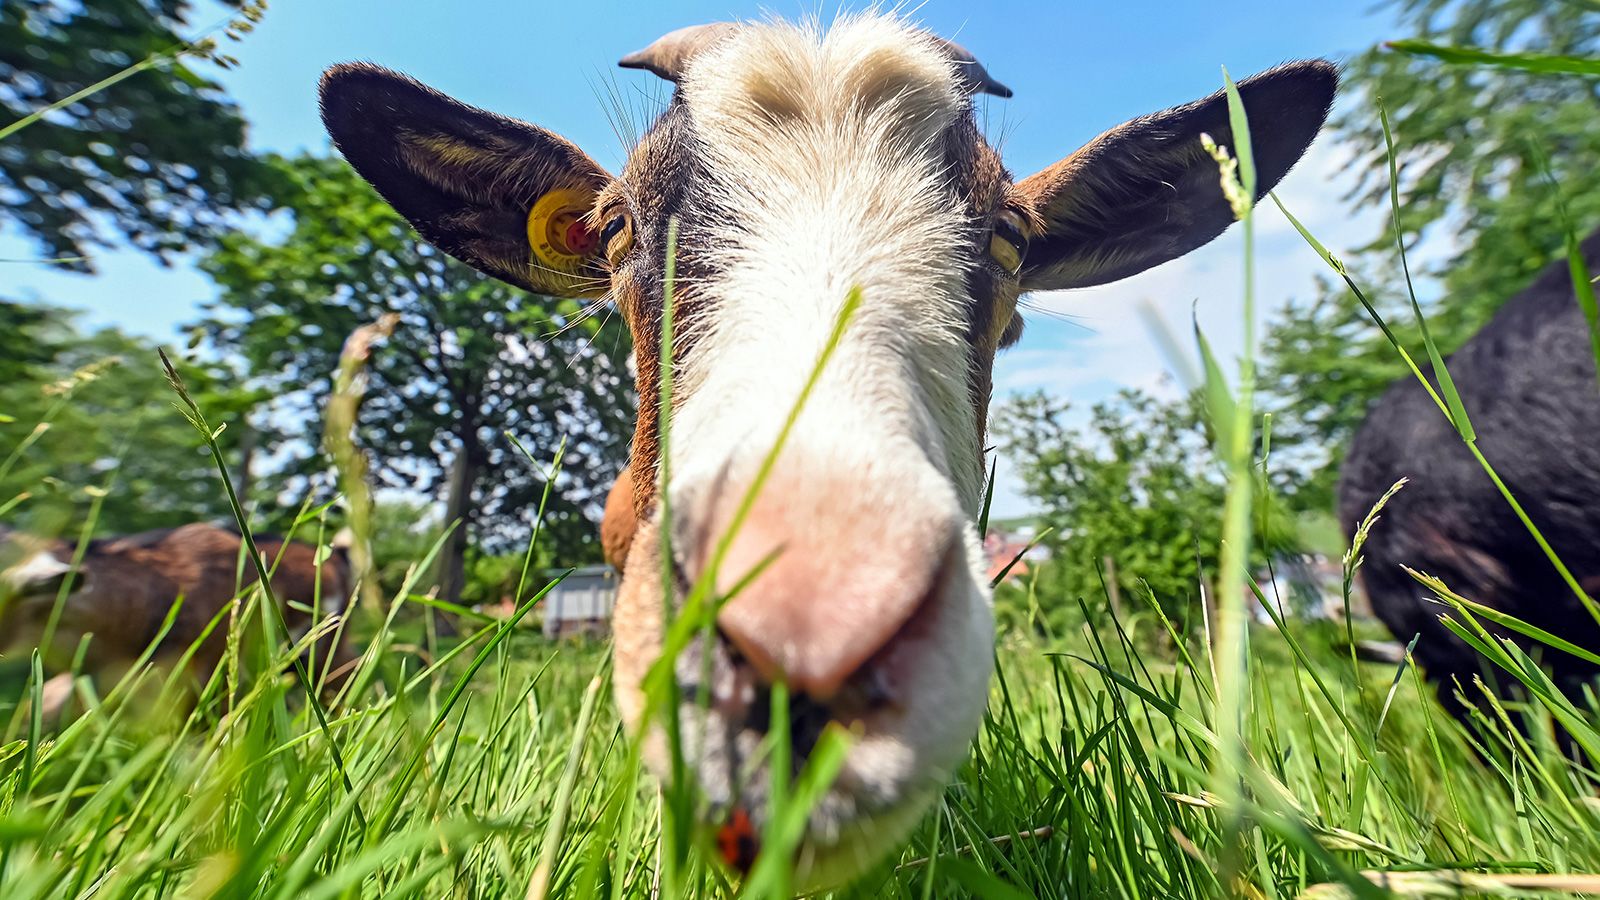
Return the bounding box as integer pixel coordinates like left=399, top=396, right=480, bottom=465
left=365, top=499, right=445, bottom=595
left=0, top=302, right=63, bottom=387
left=1344, top=0, right=1600, bottom=304
left=1259, top=269, right=1411, bottom=510
left=0, top=1, right=276, bottom=267
left=994, top=388, right=1297, bottom=629
left=0, top=299, right=258, bottom=533
left=198, top=154, right=635, bottom=569
left=460, top=551, right=560, bottom=609
left=1260, top=0, right=1600, bottom=506
left=361, top=499, right=554, bottom=607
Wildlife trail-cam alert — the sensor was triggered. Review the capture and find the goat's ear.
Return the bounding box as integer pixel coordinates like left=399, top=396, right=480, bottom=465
left=1016, top=60, right=1337, bottom=292
left=319, top=63, right=612, bottom=298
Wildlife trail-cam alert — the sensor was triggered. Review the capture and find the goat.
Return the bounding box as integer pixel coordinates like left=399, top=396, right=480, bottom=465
left=319, top=14, right=1336, bottom=886
left=0, top=522, right=356, bottom=724
left=1341, top=228, right=1600, bottom=732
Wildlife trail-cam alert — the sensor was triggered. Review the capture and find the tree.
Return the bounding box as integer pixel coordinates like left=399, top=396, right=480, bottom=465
left=1260, top=0, right=1600, bottom=507
left=1259, top=268, right=1414, bottom=512
left=0, top=299, right=258, bottom=534
left=1340, top=0, right=1600, bottom=309
left=0, top=302, right=64, bottom=387
left=994, top=388, right=1296, bottom=629
left=199, top=155, right=634, bottom=601
left=0, top=1, right=276, bottom=268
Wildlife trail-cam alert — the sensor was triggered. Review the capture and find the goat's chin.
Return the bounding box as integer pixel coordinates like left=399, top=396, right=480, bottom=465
left=792, top=551, right=994, bottom=887
left=611, top=517, right=996, bottom=887
left=786, top=788, right=936, bottom=890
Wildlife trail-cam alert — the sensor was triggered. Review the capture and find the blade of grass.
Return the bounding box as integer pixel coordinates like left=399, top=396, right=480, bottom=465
left=159, top=348, right=365, bottom=829
left=525, top=659, right=609, bottom=900
left=1532, top=141, right=1600, bottom=392
left=1378, top=101, right=1474, bottom=442
left=1384, top=40, right=1600, bottom=76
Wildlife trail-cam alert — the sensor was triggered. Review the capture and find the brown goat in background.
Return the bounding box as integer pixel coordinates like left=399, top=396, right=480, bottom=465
left=1, top=522, right=356, bottom=725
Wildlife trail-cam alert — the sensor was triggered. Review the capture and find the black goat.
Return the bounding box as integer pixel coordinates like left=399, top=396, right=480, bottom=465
left=1340, top=229, right=1600, bottom=727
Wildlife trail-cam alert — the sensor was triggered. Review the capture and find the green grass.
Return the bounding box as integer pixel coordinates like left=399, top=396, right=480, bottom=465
left=3, top=353, right=1600, bottom=898
left=8, top=573, right=1600, bottom=899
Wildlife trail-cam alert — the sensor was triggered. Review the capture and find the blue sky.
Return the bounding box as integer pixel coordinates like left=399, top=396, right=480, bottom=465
left=2, top=0, right=1402, bottom=516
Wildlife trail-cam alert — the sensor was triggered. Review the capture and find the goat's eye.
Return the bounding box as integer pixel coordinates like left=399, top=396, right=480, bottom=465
left=989, top=210, right=1028, bottom=275
left=601, top=213, right=633, bottom=267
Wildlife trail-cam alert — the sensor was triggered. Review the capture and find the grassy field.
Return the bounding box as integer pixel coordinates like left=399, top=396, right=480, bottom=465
left=3, top=285, right=1600, bottom=899
left=7, top=142, right=1600, bottom=900
left=4, top=546, right=1600, bottom=900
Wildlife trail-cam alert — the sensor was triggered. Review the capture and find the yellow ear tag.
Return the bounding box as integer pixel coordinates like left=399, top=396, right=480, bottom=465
left=526, top=188, right=598, bottom=275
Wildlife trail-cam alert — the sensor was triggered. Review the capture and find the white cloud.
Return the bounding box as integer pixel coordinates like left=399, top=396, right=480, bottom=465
left=986, top=114, right=1386, bottom=519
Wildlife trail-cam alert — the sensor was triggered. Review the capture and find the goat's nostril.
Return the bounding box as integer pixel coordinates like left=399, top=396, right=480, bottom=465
left=830, top=663, right=897, bottom=717
left=735, top=678, right=859, bottom=767
left=788, top=691, right=835, bottom=763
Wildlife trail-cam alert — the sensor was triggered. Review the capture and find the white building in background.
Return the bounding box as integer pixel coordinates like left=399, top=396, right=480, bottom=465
left=541, top=565, right=618, bottom=639
left=1249, top=553, right=1370, bottom=623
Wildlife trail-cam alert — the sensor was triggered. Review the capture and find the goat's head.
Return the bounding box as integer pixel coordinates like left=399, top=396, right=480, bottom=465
left=0, top=531, right=83, bottom=660
left=320, top=14, right=1335, bottom=886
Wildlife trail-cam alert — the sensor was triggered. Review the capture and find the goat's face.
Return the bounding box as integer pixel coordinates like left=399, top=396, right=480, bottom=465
left=0, top=532, right=81, bottom=660
left=321, top=15, right=1334, bottom=886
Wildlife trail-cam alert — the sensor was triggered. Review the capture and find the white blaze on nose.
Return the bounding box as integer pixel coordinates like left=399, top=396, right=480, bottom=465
left=671, top=15, right=989, bottom=514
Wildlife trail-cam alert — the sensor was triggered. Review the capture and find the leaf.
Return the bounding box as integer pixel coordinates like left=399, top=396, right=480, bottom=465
left=1195, top=314, right=1237, bottom=447
left=1385, top=40, right=1600, bottom=76
left=1378, top=101, right=1475, bottom=443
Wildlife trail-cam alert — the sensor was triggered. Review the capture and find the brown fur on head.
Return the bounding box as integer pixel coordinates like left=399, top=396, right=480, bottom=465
left=1, top=523, right=357, bottom=725
left=321, top=14, right=1335, bottom=887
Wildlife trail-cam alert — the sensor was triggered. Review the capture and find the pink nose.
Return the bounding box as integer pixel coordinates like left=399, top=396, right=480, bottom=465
left=692, top=469, right=962, bottom=702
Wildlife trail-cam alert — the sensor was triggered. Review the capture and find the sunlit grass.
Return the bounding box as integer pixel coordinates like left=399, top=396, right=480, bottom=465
left=5, top=475, right=1600, bottom=898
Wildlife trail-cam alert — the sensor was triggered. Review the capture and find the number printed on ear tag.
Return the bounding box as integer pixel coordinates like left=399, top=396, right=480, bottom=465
left=526, top=188, right=597, bottom=274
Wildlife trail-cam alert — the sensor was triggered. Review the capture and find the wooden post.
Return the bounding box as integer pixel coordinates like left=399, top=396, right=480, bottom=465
left=1103, top=554, right=1123, bottom=620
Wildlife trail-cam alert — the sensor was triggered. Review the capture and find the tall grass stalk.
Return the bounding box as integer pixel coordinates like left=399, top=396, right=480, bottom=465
left=158, top=349, right=364, bottom=826
left=1202, top=67, right=1261, bottom=888
left=0, top=2, right=269, bottom=145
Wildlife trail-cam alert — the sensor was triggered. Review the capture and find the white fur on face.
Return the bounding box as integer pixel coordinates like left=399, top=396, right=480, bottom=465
left=635, top=15, right=998, bottom=887
left=670, top=14, right=986, bottom=511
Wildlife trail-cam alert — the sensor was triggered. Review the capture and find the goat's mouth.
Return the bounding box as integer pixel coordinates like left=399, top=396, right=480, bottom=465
left=705, top=783, right=940, bottom=889
left=672, top=683, right=949, bottom=889
left=664, top=568, right=982, bottom=888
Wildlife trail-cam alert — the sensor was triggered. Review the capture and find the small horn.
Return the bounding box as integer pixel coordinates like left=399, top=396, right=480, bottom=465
left=929, top=36, right=1013, bottom=99
left=618, top=23, right=740, bottom=83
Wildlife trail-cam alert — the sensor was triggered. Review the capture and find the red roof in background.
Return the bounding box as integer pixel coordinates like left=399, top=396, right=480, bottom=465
left=983, top=533, right=1032, bottom=584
